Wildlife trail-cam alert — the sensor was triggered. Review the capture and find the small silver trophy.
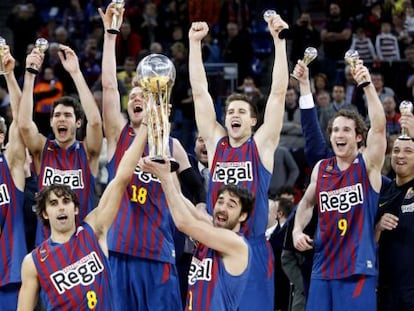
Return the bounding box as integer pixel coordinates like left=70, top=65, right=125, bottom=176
left=344, top=49, right=370, bottom=88
left=26, top=38, right=49, bottom=74
left=263, top=10, right=277, bottom=22
left=399, top=100, right=413, bottom=140
left=0, top=37, right=6, bottom=75
left=107, top=0, right=124, bottom=34
left=290, top=47, right=318, bottom=80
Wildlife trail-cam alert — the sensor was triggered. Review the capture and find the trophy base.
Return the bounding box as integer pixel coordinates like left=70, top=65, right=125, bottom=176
left=26, top=67, right=39, bottom=74
left=150, top=156, right=180, bottom=172
left=398, top=134, right=412, bottom=141
left=289, top=73, right=298, bottom=81
left=357, top=81, right=370, bottom=88
left=107, top=29, right=120, bottom=34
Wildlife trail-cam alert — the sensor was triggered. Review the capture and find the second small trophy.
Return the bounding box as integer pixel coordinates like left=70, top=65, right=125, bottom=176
left=26, top=38, right=49, bottom=74
left=290, top=47, right=318, bottom=80
left=344, top=49, right=370, bottom=88
left=107, top=0, right=124, bottom=34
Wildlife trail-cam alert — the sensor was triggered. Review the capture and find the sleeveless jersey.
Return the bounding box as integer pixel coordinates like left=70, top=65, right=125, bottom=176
left=186, top=241, right=250, bottom=311
left=107, top=125, right=175, bottom=263
left=32, top=223, right=114, bottom=310
left=36, top=139, right=96, bottom=245
left=0, top=154, right=26, bottom=285
left=208, top=136, right=271, bottom=238
left=313, top=153, right=378, bottom=279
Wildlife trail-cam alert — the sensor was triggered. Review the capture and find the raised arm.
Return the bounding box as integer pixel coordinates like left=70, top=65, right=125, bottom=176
left=99, top=3, right=127, bottom=159
left=254, top=14, right=289, bottom=171
left=292, top=162, right=319, bottom=251
left=17, top=254, right=40, bottom=311
left=188, top=22, right=226, bottom=157
left=356, top=64, right=386, bottom=192
left=2, top=46, right=25, bottom=191
left=140, top=157, right=249, bottom=275
left=18, top=47, right=47, bottom=172
left=294, top=60, right=333, bottom=167
left=85, top=123, right=147, bottom=254
left=58, top=44, right=103, bottom=176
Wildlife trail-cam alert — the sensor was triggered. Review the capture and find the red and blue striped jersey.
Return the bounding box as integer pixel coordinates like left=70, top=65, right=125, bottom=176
left=36, top=139, right=96, bottom=245
left=186, top=242, right=250, bottom=311
left=0, top=154, right=26, bottom=286
left=313, top=153, right=378, bottom=279
left=208, top=136, right=271, bottom=238
left=32, top=223, right=115, bottom=310
left=107, top=125, right=175, bottom=263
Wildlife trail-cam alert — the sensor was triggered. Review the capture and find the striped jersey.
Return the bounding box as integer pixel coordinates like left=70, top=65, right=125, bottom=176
left=186, top=241, right=250, bottom=311
left=0, top=153, right=26, bottom=286
left=313, top=153, right=378, bottom=279
left=107, top=125, right=175, bottom=263
left=32, top=223, right=114, bottom=310
left=36, top=139, right=96, bottom=245
left=208, top=136, right=271, bottom=238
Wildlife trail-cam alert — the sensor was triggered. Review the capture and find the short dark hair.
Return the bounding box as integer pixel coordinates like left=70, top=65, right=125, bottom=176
left=217, top=184, right=255, bottom=223
left=277, top=198, right=294, bottom=218
left=225, top=93, right=258, bottom=119
left=51, top=96, right=84, bottom=122
left=36, top=184, right=80, bottom=226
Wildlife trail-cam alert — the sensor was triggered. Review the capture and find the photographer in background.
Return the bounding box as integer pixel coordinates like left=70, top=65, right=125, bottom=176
left=288, top=13, right=321, bottom=68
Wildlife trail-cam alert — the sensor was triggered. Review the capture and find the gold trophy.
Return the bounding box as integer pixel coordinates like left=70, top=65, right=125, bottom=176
left=0, top=37, right=6, bottom=75
left=290, top=47, right=318, bottom=80
left=263, top=9, right=277, bottom=22
left=344, top=49, right=370, bottom=88
left=399, top=100, right=413, bottom=140
left=26, top=38, right=49, bottom=74
left=107, top=0, right=124, bottom=34
left=136, top=54, right=179, bottom=171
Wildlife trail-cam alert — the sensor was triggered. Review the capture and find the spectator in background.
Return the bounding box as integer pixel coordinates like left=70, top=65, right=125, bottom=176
left=375, top=21, right=401, bottom=62
left=116, top=56, right=137, bottom=111
left=139, top=2, right=162, bottom=50
left=170, top=42, right=195, bottom=152
left=363, top=2, right=383, bottom=42
left=382, top=95, right=401, bottom=136
left=311, top=72, right=329, bottom=97
left=320, top=2, right=352, bottom=85
left=6, top=3, right=43, bottom=74
left=61, top=0, right=86, bottom=50
left=289, top=13, right=321, bottom=68
left=393, top=44, right=414, bottom=101
left=116, top=19, right=142, bottom=66
left=33, top=67, right=64, bottom=137
left=237, top=76, right=265, bottom=126
left=267, top=197, right=294, bottom=311
left=268, top=146, right=300, bottom=200
left=79, top=37, right=102, bottom=88
left=350, top=27, right=377, bottom=63
left=222, top=21, right=254, bottom=82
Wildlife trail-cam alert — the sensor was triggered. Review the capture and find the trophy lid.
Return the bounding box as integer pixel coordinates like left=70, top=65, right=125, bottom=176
left=136, top=54, right=176, bottom=87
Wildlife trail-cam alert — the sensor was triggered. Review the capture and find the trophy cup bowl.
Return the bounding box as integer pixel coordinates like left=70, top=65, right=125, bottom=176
left=344, top=49, right=370, bottom=88
left=107, top=0, right=124, bottom=34
left=0, top=36, right=6, bottom=75
left=290, top=47, right=318, bottom=80
left=26, top=38, right=49, bottom=74
left=136, top=54, right=179, bottom=172
left=263, top=10, right=277, bottom=22
left=399, top=100, right=414, bottom=140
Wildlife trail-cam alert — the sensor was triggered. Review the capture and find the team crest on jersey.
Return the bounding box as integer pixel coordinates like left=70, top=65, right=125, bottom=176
left=133, top=164, right=161, bottom=183
left=188, top=257, right=213, bottom=285
left=50, top=251, right=104, bottom=294
left=42, top=167, right=84, bottom=189
left=319, top=183, right=363, bottom=213
left=212, top=161, right=253, bottom=184
left=0, top=183, right=10, bottom=206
